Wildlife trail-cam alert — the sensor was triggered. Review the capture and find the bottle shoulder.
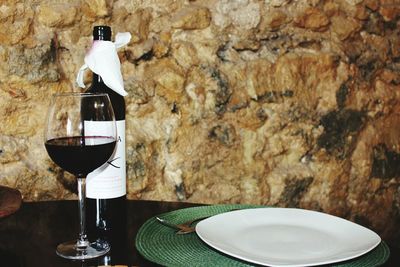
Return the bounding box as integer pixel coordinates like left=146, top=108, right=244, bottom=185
left=87, top=83, right=126, bottom=120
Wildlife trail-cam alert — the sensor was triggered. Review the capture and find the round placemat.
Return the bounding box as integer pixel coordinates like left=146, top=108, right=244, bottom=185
left=135, top=205, right=390, bottom=267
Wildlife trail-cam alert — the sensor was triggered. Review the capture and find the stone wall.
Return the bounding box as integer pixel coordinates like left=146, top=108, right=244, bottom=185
left=1, top=0, right=400, bottom=242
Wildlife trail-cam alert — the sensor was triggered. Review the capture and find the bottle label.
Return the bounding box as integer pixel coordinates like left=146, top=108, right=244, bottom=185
left=85, top=120, right=126, bottom=199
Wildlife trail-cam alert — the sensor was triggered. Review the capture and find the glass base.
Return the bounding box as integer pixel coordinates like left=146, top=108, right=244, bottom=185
left=56, top=240, right=110, bottom=260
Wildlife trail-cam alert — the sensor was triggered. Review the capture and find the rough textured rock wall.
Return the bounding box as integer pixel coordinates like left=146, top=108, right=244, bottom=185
left=1, top=0, right=400, bottom=242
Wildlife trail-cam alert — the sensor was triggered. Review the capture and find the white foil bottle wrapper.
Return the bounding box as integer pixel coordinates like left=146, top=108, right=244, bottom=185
left=76, top=32, right=131, bottom=96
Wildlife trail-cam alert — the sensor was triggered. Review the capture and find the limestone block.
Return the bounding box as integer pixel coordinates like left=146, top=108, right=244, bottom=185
left=330, top=15, right=362, bottom=40
left=346, top=0, right=364, bottom=5
left=361, top=32, right=390, bottom=62
left=172, top=27, right=220, bottom=65
left=171, top=5, right=211, bottom=30
left=335, top=0, right=369, bottom=20
left=124, top=78, right=154, bottom=105
left=84, top=0, right=112, bottom=19
left=229, top=2, right=261, bottom=30
left=245, top=59, right=274, bottom=100
left=153, top=41, right=169, bottom=59
left=273, top=53, right=342, bottom=113
left=365, top=0, right=380, bottom=10
left=232, top=36, right=261, bottom=51
left=219, top=63, right=250, bottom=112
left=171, top=41, right=199, bottom=70
left=214, top=0, right=261, bottom=30
left=323, top=1, right=340, bottom=17
left=125, top=141, right=160, bottom=198
left=259, top=10, right=289, bottom=32
left=38, top=3, right=77, bottom=27
left=379, top=4, right=400, bottom=21
left=122, top=8, right=152, bottom=43
left=265, top=0, right=291, bottom=7
left=0, top=136, right=27, bottom=164
left=125, top=38, right=154, bottom=62
left=6, top=44, right=60, bottom=83
left=294, top=8, right=330, bottom=31
left=0, top=4, right=32, bottom=45
left=0, top=105, right=37, bottom=137
left=146, top=59, right=185, bottom=103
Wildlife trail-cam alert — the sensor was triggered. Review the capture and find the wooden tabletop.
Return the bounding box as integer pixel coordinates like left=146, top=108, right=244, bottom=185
left=0, top=200, right=398, bottom=267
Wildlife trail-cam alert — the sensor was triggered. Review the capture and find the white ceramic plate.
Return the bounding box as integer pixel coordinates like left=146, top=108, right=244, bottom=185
left=195, top=208, right=381, bottom=267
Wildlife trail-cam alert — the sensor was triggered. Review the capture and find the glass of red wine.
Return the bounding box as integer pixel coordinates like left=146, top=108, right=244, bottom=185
left=44, top=92, right=117, bottom=260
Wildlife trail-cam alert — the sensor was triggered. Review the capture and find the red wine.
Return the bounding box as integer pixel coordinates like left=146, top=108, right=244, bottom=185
left=84, top=26, right=127, bottom=264
left=45, top=136, right=116, bottom=177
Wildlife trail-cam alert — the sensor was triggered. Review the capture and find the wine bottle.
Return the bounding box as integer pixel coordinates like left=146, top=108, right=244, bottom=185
left=84, top=26, right=127, bottom=263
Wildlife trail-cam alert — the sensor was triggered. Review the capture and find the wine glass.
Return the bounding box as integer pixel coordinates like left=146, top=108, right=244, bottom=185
left=44, top=92, right=117, bottom=260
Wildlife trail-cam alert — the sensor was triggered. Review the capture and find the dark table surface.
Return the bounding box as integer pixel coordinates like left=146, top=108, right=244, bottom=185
left=0, top=200, right=398, bottom=267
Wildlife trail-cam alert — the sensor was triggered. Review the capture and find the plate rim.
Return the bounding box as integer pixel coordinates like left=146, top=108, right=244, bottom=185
left=195, top=207, right=381, bottom=267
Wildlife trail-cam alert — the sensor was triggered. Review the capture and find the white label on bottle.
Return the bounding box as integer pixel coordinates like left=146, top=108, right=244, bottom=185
left=85, top=120, right=126, bottom=199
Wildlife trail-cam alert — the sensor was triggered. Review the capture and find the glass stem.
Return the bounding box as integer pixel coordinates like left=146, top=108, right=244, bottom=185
left=77, top=176, right=89, bottom=248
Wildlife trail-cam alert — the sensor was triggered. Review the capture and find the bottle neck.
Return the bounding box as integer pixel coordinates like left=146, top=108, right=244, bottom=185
left=93, top=26, right=111, bottom=41
left=92, top=27, right=109, bottom=86
left=92, top=73, right=104, bottom=85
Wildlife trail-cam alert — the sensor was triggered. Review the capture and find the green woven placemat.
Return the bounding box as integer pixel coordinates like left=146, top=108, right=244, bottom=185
left=135, top=205, right=390, bottom=267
